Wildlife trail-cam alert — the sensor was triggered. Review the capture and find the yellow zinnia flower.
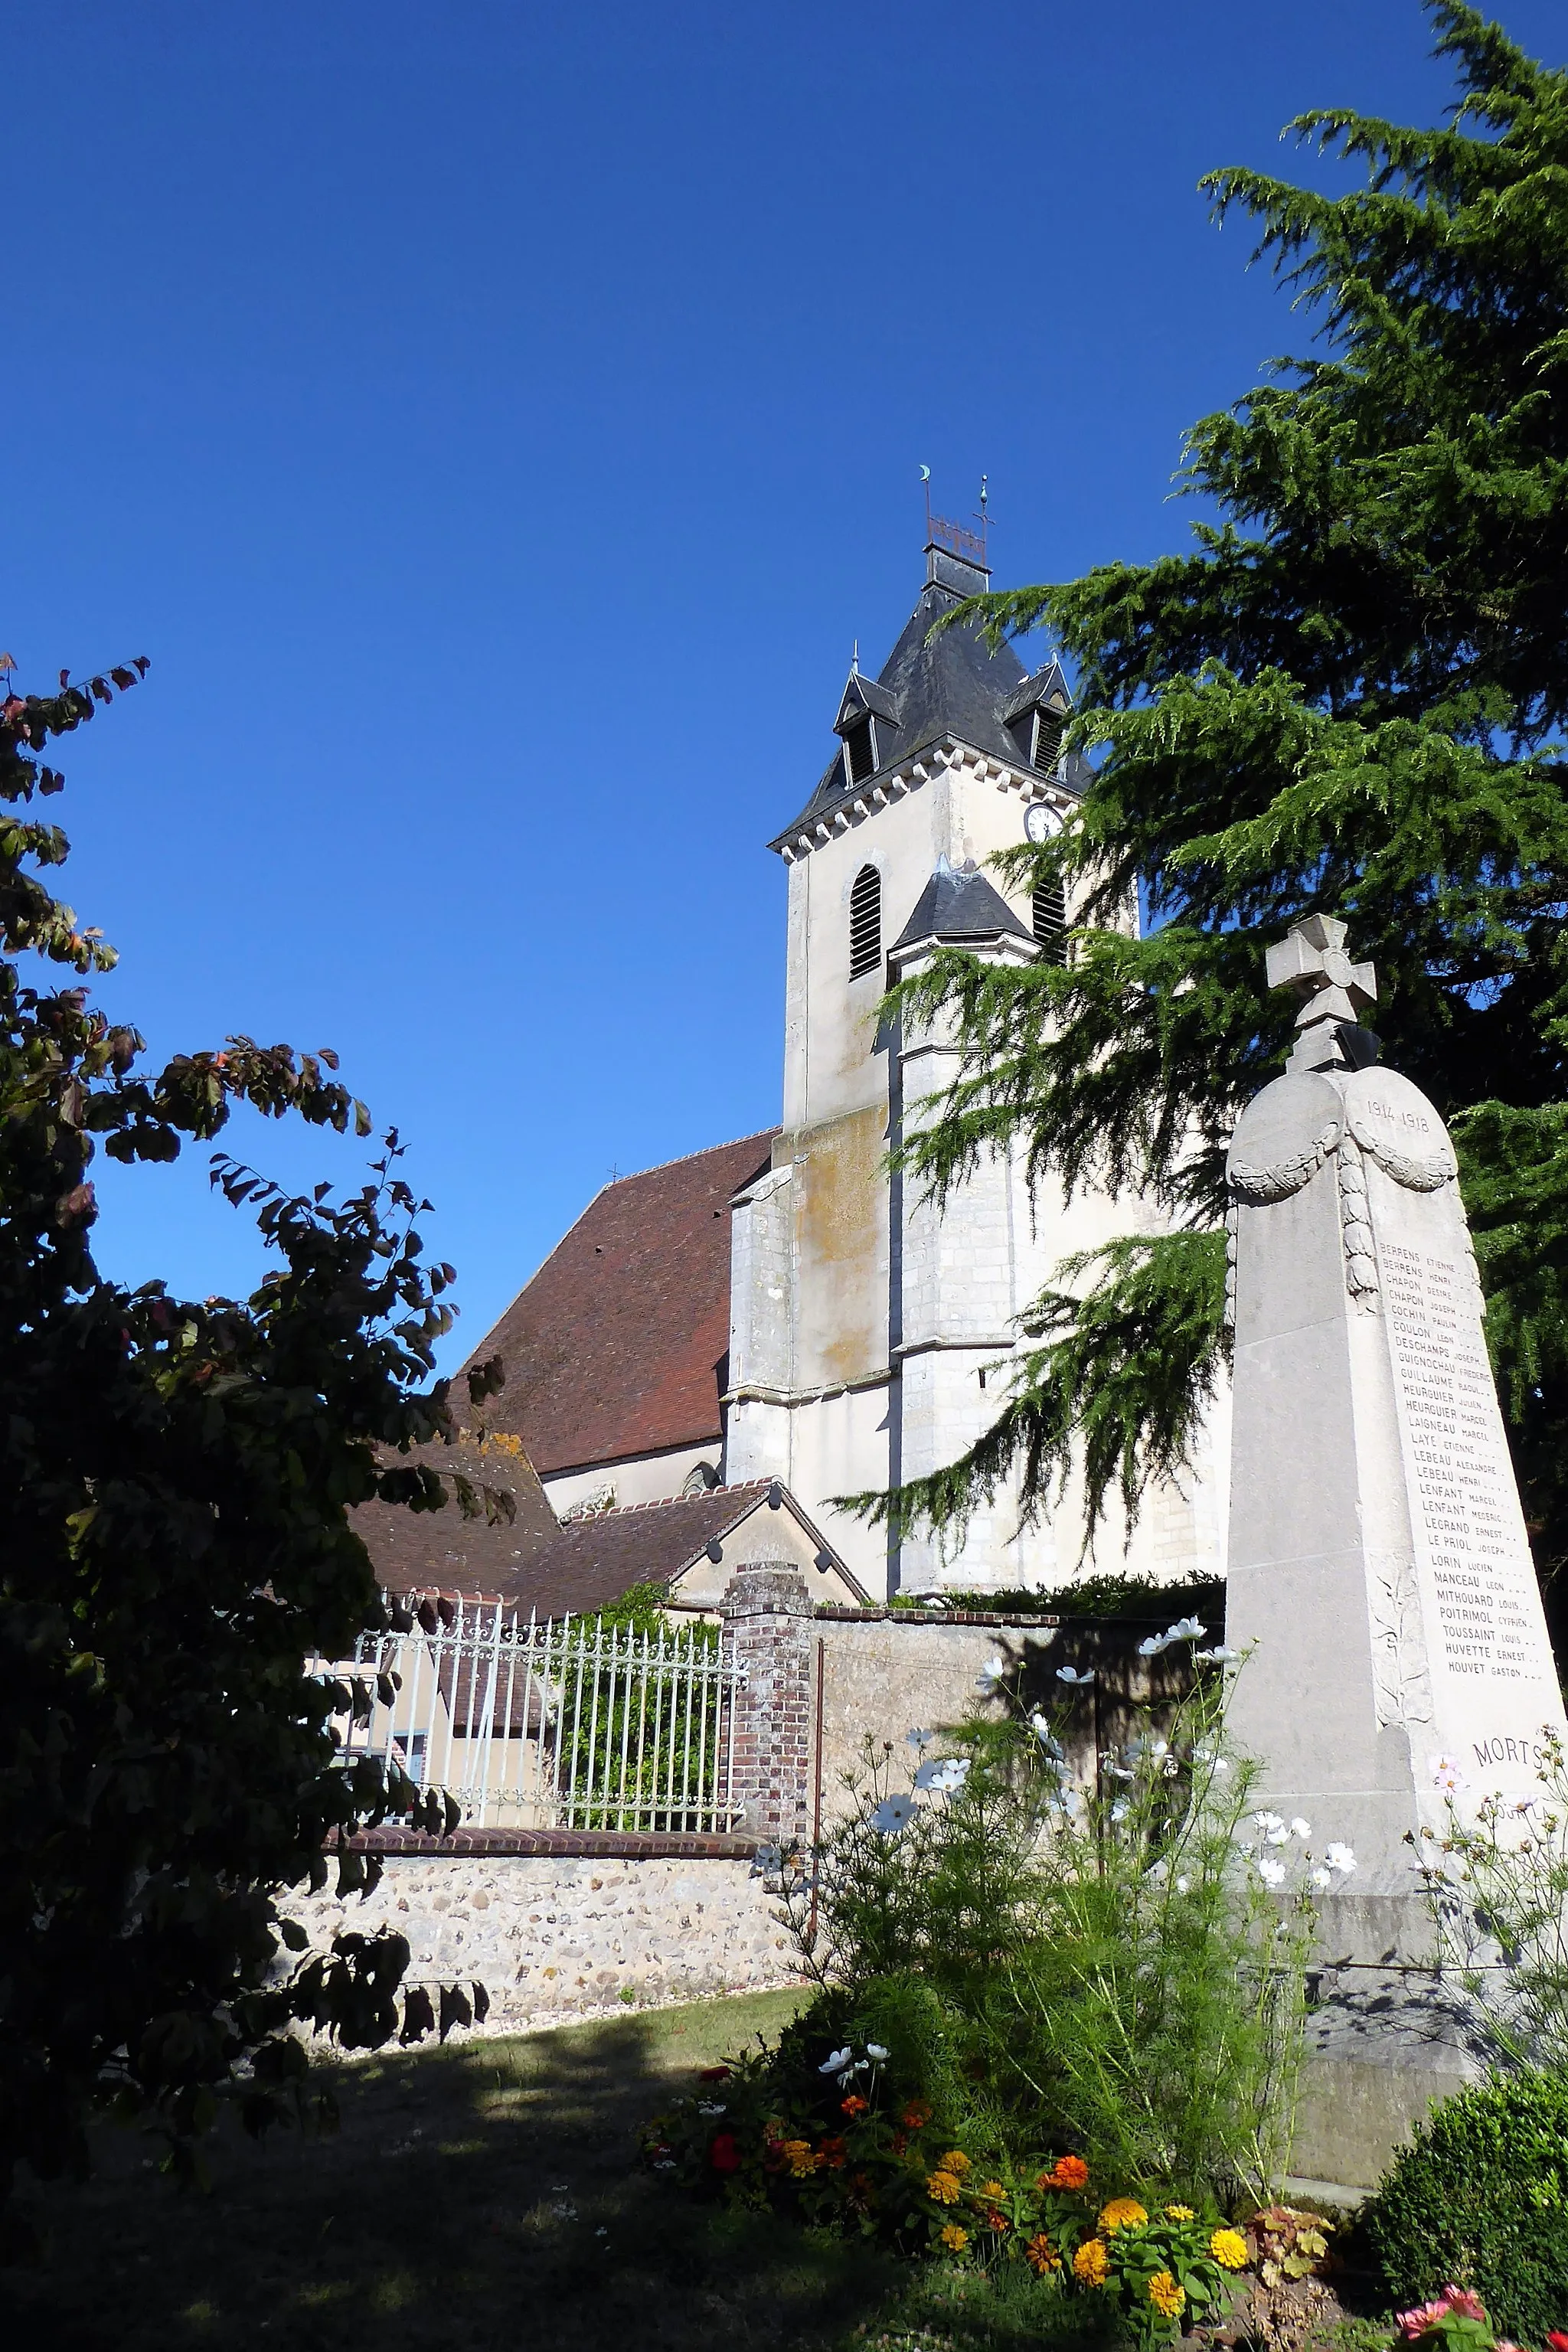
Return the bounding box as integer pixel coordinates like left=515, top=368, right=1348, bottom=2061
left=940, top=2149, right=972, bottom=2176
left=1098, top=2197, right=1148, bottom=2233
left=1073, top=2237, right=1110, bottom=2285
left=926, top=2169, right=962, bottom=2205
left=1210, top=2226, right=1250, bottom=2271
left=979, top=2179, right=1007, bottom=2200
left=940, top=2222, right=969, bottom=2253
left=1148, top=2270, right=1186, bottom=2321
left=1024, top=2230, right=1061, bottom=2275
left=1165, top=2204, right=1194, bottom=2222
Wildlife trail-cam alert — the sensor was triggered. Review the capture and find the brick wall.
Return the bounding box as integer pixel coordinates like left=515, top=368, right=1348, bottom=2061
left=720, top=1561, right=814, bottom=1846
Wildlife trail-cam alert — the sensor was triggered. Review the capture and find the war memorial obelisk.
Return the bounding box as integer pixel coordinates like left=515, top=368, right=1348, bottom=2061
left=1223, top=915, right=1567, bottom=1965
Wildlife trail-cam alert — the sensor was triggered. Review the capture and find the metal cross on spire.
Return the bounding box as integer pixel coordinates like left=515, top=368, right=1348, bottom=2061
left=1265, top=913, right=1379, bottom=1072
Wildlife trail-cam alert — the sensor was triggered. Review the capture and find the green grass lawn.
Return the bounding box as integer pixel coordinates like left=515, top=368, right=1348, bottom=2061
left=1, top=1991, right=1109, bottom=2352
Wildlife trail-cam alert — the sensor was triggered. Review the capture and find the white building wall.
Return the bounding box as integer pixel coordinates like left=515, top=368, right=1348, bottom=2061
left=731, top=736, right=1229, bottom=1602
left=543, top=1442, right=721, bottom=1518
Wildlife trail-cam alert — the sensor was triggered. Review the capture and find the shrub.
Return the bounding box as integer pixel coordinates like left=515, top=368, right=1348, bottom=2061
left=1361, top=2069, right=1568, bottom=2344
left=789, top=1642, right=1344, bottom=2203
left=889, top=1575, right=1225, bottom=1625
left=1416, top=1728, right=1568, bottom=2070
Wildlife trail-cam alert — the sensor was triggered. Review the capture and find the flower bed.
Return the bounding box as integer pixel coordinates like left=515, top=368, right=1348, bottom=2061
left=642, top=2032, right=1256, bottom=2344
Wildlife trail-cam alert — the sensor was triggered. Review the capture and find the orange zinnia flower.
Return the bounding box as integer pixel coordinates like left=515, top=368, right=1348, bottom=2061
left=1046, top=2153, right=1089, bottom=2190
left=841, top=2093, right=869, bottom=2117
left=901, top=2100, right=932, bottom=2128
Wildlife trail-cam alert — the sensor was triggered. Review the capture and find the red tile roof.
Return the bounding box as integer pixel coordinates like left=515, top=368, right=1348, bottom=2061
left=359, top=1473, right=867, bottom=1616
left=351, top=1434, right=561, bottom=1595
left=458, top=1131, right=778, bottom=1476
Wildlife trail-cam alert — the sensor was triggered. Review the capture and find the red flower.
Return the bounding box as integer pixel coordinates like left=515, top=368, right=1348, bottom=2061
left=1545, top=2336, right=1568, bottom=2350
left=841, top=2093, right=870, bottom=2117
left=818, top=2134, right=848, bottom=2171
left=902, top=2101, right=933, bottom=2128
left=709, top=2132, right=741, bottom=2173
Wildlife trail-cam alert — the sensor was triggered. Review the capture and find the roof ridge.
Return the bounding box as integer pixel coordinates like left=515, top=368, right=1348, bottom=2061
left=585, top=1480, right=770, bottom=1521
left=598, top=1129, right=779, bottom=1192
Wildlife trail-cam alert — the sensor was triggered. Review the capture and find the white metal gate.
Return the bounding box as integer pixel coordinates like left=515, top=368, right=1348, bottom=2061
left=311, top=1597, right=744, bottom=1833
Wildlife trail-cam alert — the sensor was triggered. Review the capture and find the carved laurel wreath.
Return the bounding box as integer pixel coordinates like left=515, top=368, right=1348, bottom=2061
left=1345, top=1110, right=1454, bottom=1192
left=1227, top=1120, right=1342, bottom=1203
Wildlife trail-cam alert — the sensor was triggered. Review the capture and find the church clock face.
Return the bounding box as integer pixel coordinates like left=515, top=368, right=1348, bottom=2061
left=1024, top=799, right=1063, bottom=844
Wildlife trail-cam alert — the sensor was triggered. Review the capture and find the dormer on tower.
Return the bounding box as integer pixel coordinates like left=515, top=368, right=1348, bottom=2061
left=1001, top=656, right=1075, bottom=780
left=833, top=668, right=900, bottom=788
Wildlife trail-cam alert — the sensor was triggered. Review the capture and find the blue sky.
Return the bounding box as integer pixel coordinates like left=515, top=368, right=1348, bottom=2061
left=10, top=1, right=1561, bottom=1370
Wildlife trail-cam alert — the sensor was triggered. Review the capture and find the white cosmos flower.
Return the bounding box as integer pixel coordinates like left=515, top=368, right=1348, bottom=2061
left=1290, top=1818, right=1312, bottom=1840
left=866, top=2043, right=889, bottom=2062
left=1311, top=1867, right=1332, bottom=1889
left=915, top=1756, right=970, bottom=1794
left=1253, top=1811, right=1286, bottom=1837
left=1029, top=1712, right=1063, bottom=1756
left=1110, top=1799, right=1130, bottom=1823
left=819, top=2047, right=853, bottom=2074
left=1194, top=1645, right=1242, bottom=1664
left=1430, top=1754, right=1468, bottom=1795
left=1138, top=1632, right=1172, bottom=1658
left=1175, top=1874, right=1191, bottom=1894
left=1256, top=1857, right=1286, bottom=1888
left=1325, top=1843, right=1357, bottom=1875
left=1056, top=1664, right=1095, bottom=1685
left=871, top=1795, right=917, bottom=1836
left=906, top=1727, right=935, bottom=1749
left=975, top=1657, right=1008, bottom=1695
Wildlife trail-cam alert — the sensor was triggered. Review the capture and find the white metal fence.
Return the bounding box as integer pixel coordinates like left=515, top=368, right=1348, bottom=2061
left=311, top=1596, right=744, bottom=1834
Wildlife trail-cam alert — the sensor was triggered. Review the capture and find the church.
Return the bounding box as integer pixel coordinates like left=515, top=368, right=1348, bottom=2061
left=439, top=521, right=1229, bottom=1604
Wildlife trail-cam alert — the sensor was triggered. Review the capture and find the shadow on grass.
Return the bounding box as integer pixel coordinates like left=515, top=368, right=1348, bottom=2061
left=0, top=1990, right=1110, bottom=2352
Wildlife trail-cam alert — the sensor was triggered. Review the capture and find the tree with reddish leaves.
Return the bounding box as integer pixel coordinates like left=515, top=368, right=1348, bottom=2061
left=0, top=662, right=508, bottom=2220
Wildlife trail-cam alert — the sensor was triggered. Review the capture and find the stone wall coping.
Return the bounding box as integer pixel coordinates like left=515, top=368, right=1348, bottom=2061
left=811, top=1606, right=1185, bottom=1628
left=350, top=1825, right=763, bottom=1860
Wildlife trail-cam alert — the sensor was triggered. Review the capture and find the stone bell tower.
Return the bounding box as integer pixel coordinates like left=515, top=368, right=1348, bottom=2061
left=724, top=518, right=1227, bottom=1599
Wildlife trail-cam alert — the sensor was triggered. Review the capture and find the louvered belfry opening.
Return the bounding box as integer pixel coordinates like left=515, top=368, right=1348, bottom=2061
left=1033, top=706, right=1066, bottom=773
left=844, top=716, right=875, bottom=784
left=1032, top=874, right=1068, bottom=965
left=848, top=864, right=883, bottom=981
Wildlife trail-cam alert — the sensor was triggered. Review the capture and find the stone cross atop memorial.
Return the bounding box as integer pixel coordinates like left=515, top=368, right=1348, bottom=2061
left=1224, top=914, right=1566, bottom=1957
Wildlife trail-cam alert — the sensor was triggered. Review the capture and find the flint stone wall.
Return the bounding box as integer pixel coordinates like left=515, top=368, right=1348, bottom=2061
left=286, top=1831, right=802, bottom=2027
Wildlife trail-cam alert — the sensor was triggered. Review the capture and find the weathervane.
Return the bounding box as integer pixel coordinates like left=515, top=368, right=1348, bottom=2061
left=918, top=465, right=991, bottom=571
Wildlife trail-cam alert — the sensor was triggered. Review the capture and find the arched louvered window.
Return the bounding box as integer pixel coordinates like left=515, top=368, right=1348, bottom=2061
left=848, top=864, right=882, bottom=982
left=1033, top=875, right=1067, bottom=965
